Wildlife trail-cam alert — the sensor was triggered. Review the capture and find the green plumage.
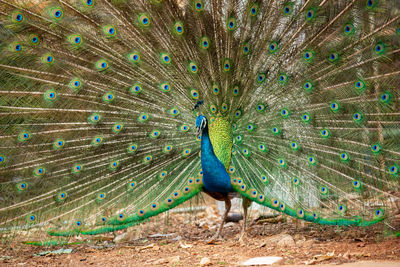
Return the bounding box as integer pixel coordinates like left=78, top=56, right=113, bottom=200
left=209, top=116, right=233, bottom=170
left=0, top=0, right=399, bottom=242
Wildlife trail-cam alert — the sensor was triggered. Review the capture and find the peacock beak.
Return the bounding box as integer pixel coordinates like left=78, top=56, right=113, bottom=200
left=196, top=127, right=201, bottom=138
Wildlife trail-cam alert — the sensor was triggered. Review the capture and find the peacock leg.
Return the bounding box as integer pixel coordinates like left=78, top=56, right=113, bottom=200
left=239, top=197, right=252, bottom=243
left=207, top=197, right=231, bottom=243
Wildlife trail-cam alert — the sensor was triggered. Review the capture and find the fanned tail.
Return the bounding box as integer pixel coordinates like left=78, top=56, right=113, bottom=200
left=0, top=0, right=399, bottom=241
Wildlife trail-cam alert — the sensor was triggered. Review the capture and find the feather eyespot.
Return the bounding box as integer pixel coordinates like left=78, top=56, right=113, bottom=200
left=282, top=3, right=293, bottom=15
left=128, top=52, right=140, bottom=64
left=371, top=143, right=382, bottom=154
left=138, top=209, right=145, bottom=217
left=182, top=149, right=191, bottom=157
left=200, top=36, right=210, bottom=49
left=27, top=214, right=37, bottom=223
left=222, top=58, right=232, bottom=72
left=340, top=152, right=350, bottom=162
left=57, top=192, right=68, bottom=202
left=320, top=129, right=330, bottom=138
left=278, top=158, right=286, bottom=168
left=151, top=203, right=159, bottom=211
left=242, top=43, right=250, bottom=55
left=374, top=209, right=383, bottom=218
left=188, top=61, right=198, bottom=74
left=352, top=112, right=363, bottom=123
left=269, top=42, right=279, bottom=54
left=258, top=144, right=267, bottom=153
left=33, top=166, right=46, bottom=177
left=261, top=175, right=269, bottom=184
left=92, top=136, right=103, bottom=146
left=117, top=213, right=125, bottom=221
left=193, top=0, right=204, bottom=11
left=103, top=92, right=115, bottom=103
left=166, top=198, right=174, bottom=205
left=72, top=163, right=83, bottom=174
left=328, top=52, right=340, bottom=63
left=127, top=181, right=136, bottom=190
left=379, top=92, right=392, bottom=104
left=366, top=0, right=377, bottom=9
left=174, top=21, right=184, bottom=36
left=160, top=82, right=171, bottom=93
left=226, top=17, right=237, bottom=31
left=109, top=160, right=119, bottom=171
left=12, top=11, right=24, bottom=23
left=138, top=13, right=151, bottom=27
left=388, top=164, right=399, bottom=176
left=307, top=156, right=317, bottom=166
left=343, top=23, right=354, bottom=36
left=297, top=209, right=305, bottom=218
left=16, top=181, right=28, bottom=191
left=143, top=155, right=152, bottom=164
left=320, top=186, right=328, bottom=195
left=352, top=180, right=362, bottom=190
left=112, top=123, right=123, bottom=133
left=103, top=25, right=117, bottom=37
left=305, top=8, right=316, bottom=21
left=330, top=101, right=340, bottom=112
left=337, top=204, right=347, bottom=214
left=88, top=113, right=101, bottom=124
left=84, top=0, right=94, bottom=6
left=138, top=113, right=149, bottom=122
left=257, top=73, right=266, bottom=83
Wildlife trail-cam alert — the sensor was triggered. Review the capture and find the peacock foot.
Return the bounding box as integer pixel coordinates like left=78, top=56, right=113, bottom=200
left=238, top=232, right=248, bottom=246
left=206, top=233, right=223, bottom=244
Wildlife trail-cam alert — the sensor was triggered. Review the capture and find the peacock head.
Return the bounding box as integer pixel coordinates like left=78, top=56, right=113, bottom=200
left=195, top=115, right=207, bottom=138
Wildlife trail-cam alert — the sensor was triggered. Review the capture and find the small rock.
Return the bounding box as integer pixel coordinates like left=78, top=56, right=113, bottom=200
left=200, top=257, right=211, bottom=266
left=264, top=233, right=292, bottom=245
left=301, top=239, right=314, bottom=248
left=169, top=256, right=181, bottom=264
left=179, top=241, right=193, bottom=249
left=154, top=258, right=169, bottom=265
left=242, top=257, right=283, bottom=266
left=148, top=233, right=176, bottom=239
left=223, top=222, right=236, bottom=228
left=294, top=234, right=306, bottom=242
left=277, top=235, right=295, bottom=247
left=172, top=235, right=182, bottom=241
left=33, top=248, right=73, bottom=257
left=258, top=242, right=266, bottom=248
left=113, top=232, right=135, bottom=244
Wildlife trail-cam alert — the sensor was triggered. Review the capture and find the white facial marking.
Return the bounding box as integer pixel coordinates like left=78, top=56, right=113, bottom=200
left=201, top=117, right=207, bottom=129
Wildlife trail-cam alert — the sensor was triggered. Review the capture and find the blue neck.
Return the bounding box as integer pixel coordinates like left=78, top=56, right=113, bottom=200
left=200, top=125, right=233, bottom=193
left=200, top=125, right=213, bottom=159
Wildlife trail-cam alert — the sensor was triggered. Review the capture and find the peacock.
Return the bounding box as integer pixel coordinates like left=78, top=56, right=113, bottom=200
left=0, top=0, right=399, bottom=245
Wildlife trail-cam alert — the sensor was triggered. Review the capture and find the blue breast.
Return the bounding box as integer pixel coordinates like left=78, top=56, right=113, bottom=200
left=200, top=126, right=234, bottom=193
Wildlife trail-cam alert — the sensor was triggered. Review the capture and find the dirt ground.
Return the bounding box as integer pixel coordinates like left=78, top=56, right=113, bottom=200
left=1, top=198, right=400, bottom=267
